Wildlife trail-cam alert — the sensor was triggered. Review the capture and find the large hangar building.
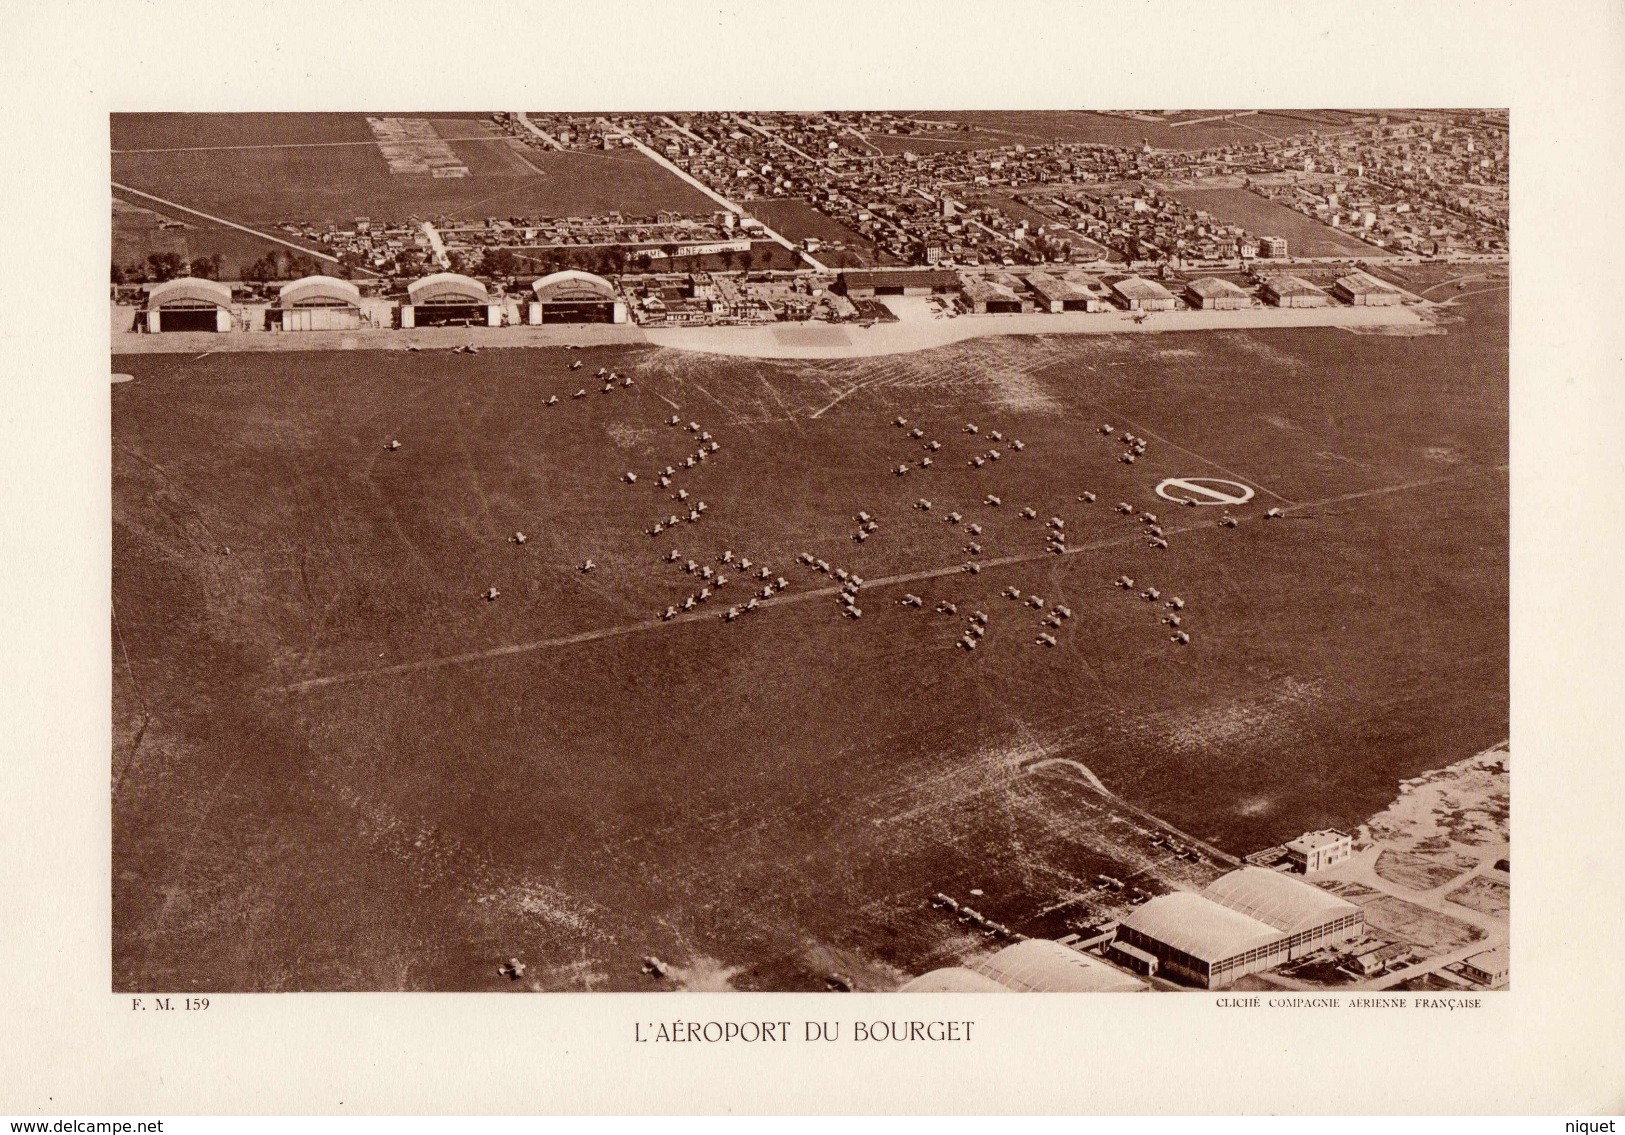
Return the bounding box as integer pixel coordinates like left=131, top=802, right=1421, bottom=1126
left=1110, top=275, right=1179, bottom=311
left=899, top=938, right=1147, bottom=993
left=1027, top=271, right=1107, bottom=312
left=1184, top=277, right=1252, bottom=310
left=143, top=277, right=234, bottom=333
left=1202, top=867, right=1363, bottom=960
left=1112, top=891, right=1286, bottom=988
left=1111, top=868, right=1363, bottom=988
left=1332, top=270, right=1404, bottom=306
left=528, top=270, right=627, bottom=324
left=1260, top=274, right=1331, bottom=308
left=400, top=272, right=501, bottom=328
left=835, top=268, right=960, bottom=298
left=270, top=275, right=363, bottom=331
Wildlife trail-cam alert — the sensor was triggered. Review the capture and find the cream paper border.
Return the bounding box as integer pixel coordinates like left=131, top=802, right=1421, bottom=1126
left=2, top=0, right=1621, bottom=1115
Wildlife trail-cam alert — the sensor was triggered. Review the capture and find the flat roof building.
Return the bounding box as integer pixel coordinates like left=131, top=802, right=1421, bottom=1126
left=1110, top=275, right=1179, bottom=311
left=1184, top=277, right=1252, bottom=310
left=144, top=277, right=234, bottom=333
left=1284, top=829, right=1355, bottom=874
left=1259, top=275, right=1330, bottom=308
left=270, top=275, right=363, bottom=331
left=1332, top=270, right=1404, bottom=306
left=1461, top=946, right=1509, bottom=988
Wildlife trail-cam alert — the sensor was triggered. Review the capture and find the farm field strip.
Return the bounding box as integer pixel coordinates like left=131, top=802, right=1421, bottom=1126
left=112, top=136, right=512, bottom=154
left=112, top=182, right=344, bottom=265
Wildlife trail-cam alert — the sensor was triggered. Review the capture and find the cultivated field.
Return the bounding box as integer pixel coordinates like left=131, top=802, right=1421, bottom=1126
left=1167, top=187, right=1387, bottom=258
left=913, top=111, right=1357, bottom=151
left=744, top=198, right=901, bottom=266
left=112, top=194, right=302, bottom=278
left=111, top=112, right=711, bottom=231
left=112, top=286, right=1506, bottom=992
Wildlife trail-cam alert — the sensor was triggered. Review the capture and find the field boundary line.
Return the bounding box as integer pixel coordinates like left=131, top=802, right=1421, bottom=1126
left=113, top=137, right=508, bottom=154
left=272, top=463, right=1505, bottom=696
left=112, top=182, right=351, bottom=269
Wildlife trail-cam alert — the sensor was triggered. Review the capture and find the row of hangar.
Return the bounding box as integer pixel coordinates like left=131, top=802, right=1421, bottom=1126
left=900, top=867, right=1365, bottom=992
left=138, top=271, right=629, bottom=333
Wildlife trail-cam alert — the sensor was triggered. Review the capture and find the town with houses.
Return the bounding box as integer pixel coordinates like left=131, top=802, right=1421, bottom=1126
left=114, top=109, right=1506, bottom=336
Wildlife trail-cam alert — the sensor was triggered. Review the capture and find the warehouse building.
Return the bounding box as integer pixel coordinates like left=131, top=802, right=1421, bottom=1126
left=896, top=967, right=1011, bottom=992
left=1201, top=867, right=1363, bottom=959
left=1026, top=271, right=1105, bottom=312
left=899, top=939, right=1147, bottom=992
left=1111, top=869, right=1364, bottom=988
left=528, top=270, right=627, bottom=324
left=1259, top=275, right=1330, bottom=308
left=143, top=277, right=234, bottom=333
left=1460, top=946, right=1508, bottom=989
left=1114, top=891, right=1288, bottom=988
left=1332, top=270, right=1404, bottom=306
left=1284, top=829, right=1354, bottom=874
left=400, top=272, right=501, bottom=328
left=1184, top=277, right=1252, bottom=311
left=960, top=273, right=1032, bottom=314
left=269, top=275, right=363, bottom=331
left=1110, top=275, right=1179, bottom=311
left=835, top=268, right=960, bottom=298
left=970, top=938, right=1147, bottom=992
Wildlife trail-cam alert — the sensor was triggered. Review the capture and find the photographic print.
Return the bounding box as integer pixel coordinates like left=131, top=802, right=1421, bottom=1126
left=110, top=109, right=1509, bottom=996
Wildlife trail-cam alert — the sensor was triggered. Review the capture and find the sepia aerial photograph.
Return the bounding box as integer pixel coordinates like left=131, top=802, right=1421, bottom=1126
left=110, top=108, right=1509, bottom=995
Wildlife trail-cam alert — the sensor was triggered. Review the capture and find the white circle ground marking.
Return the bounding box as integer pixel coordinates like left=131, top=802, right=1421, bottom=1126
left=1155, top=477, right=1256, bottom=506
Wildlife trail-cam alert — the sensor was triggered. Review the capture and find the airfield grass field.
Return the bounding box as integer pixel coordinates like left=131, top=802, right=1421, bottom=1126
left=112, top=285, right=1506, bottom=992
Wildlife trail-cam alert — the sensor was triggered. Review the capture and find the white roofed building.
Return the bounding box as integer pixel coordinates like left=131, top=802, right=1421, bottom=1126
left=400, top=272, right=500, bottom=328
left=1110, top=275, right=1178, bottom=311
left=270, top=275, right=363, bottom=331
left=969, top=938, right=1147, bottom=992
left=896, top=967, right=1012, bottom=993
left=899, top=938, right=1147, bottom=993
left=143, top=277, right=235, bottom=333
left=1201, top=866, right=1363, bottom=959
left=528, top=270, right=627, bottom=325
left=1114, top=891, right=1287, bottom=989
left=1284, top=829, right=1355, bottom=874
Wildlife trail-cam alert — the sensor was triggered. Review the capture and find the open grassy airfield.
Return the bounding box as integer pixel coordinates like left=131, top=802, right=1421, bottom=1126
left=112, top=286, right=1506, bottom=991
